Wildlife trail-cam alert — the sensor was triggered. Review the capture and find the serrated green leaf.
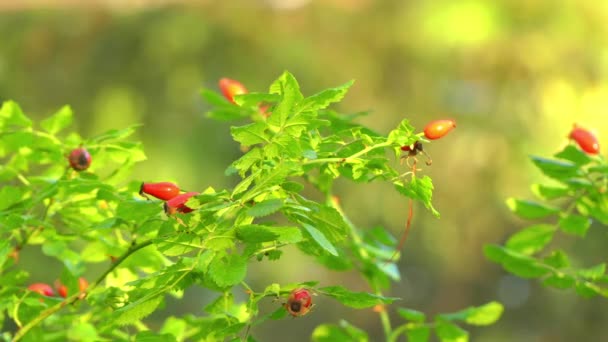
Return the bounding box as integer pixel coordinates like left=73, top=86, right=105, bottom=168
left=530, top=156, right=581, bottom=180
left=505, top=198, right=560, bottom=219
left=204, top=292, right=234, bottom=314
left=296, top=80, right=354, bottom=113
left=387, top=119, right=416, bottom=146
left=236, top=224, right=302, bottom=244
left=435, top=321, right=468, bottom=342
left=558, top=214, right=591, bottom=237
left=208, top=253, right=247, bottom=288
left=113, top=296, right=163, bottom=326
left=531, top=184, right=570, bottom=200
left=303, top=224, right=339, bottom=256
left=577, top=263, right=606, bottom=280
left=484, top=244, right=551, bottom=278
left=398, top=307, right=426, bottom=323
left=505, top=224, right=556, bottom=255
left=543, top=273, right=575, bottom=289
left=116, top=200, right=161, bottom=222
left=40, top=105, right=73, bottom=134
left=247, top=198, right=284, bottom=217
left=394, top=176, right=439, bottom=217
left=405, top=324, right=431, bottom=342
left=0, top=100, right=32, bottom=128
left=268, top=71, right=303, bottom=128
left=319, top=285, right=399, bottom=308
left=0, top=185, right=27, bottom=211
left=231, top=122, right=270, bottom=146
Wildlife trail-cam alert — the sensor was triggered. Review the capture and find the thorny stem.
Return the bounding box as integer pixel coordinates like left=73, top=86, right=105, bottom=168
left=12, top=239, right=153, bottom=342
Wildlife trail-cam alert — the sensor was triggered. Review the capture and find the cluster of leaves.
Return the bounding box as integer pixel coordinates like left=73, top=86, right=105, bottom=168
left=485, top=144, right=608, bottom=297
left=0, top=71, right=502, bottom=342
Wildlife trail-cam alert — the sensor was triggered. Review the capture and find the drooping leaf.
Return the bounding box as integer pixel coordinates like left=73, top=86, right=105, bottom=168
left=112, top=296, right=164, bottom=326
left=394, top=176, right=439, bottom=217
left=530, top=156, right=581, bottom=180
left=235, top=225, right=302, bottom=244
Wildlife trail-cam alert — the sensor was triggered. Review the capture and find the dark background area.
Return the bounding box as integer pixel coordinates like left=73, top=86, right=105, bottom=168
left=1, top=1, right=607, bottom=340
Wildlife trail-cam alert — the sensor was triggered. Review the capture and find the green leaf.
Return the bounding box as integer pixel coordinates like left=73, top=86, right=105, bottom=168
left=236, top=225, right=302, bottom=244
left=113, top=296, right=163, bottom=325
left=463, top=302, right=503, bottom=326
left=116, top=200, right=161, bottom=222
left=234, top=93, right=280, bottom=107
left=302, top=224, right=339, bottom=256
left=531, top=184, right=570, bottom=200
left=435, top=321, right=468, bottom=342
left=484, top=244, right=551, bottom=278
left=387, top=119, right=416, bottom=147
left=0, top=100, right=32, bottom=128
left=505, top=224, right=556, bottom=255
left=530, top=156, right=581, bottom=180
left=554, top=145, right=593, bottom=165
left=247, top=198, right=284, bottom=217
left=543, top=250, right=570, bottom=269
left=208, top=253, right=247, bottom=288
left=398, top=307, right=426, bottom=323
left=67, top=322, right=101, bottom=342
left=543, top=272, right=575, bottom=289
left=575, top=281, right=602, bottom=298
left=231, top=122, right=269, bottom=146
left=89, top=125, right=139, bottom=143
left=296, top=80, right=354, bottom=113
left=577, top=263, right=606, bottom=281
left=40, top=105, right=73, bottom=134
left=405, top=324, right=431, bottom=342
left=268, top=71, right=303, bottom=128
left=558, top=214, right=591, bottom=237
left=312, top=323, right=364, bottom=342
left=134, top=331, right=177, bottom=342
left=0, top=185, right=27, bottom=211
left=505, top=198, right=560, bottom=219
left=318, top=285, right=399, bottom=308
left=394, top=176, right=439, bottom=217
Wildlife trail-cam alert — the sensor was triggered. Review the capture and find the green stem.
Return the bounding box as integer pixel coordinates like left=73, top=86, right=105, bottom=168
left=12, top=240, right=153, bottom=342
left=303, top=141, right=392, bottom=166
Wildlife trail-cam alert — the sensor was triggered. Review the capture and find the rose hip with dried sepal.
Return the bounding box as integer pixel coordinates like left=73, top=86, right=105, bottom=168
left=140, top=182, right=180, bottom=201
left=68, top=147, right=91, bottom=171
left=285, top=288, right=313, bottom=317
left=164, top=191, right=199, bottom=215
left=569, top=124, right=600, bottom=155
left=423, top=119, right=456, bottom=140
left=219, top=78, right=248, bottom=104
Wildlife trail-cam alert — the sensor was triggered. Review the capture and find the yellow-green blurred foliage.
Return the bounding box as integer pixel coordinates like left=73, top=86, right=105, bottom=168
left=1, top=1, right=607, bottom=340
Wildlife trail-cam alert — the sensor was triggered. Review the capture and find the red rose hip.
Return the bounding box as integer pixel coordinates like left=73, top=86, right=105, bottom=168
left=68, top=147, right=91, bottom=171
left=164, top=191, right=199, bottom=215
left=140, top=182, right=180, bottom=201
left=423, top=119, right=456, bottom=140
left=569, top=124, right=599, bottom=155
left=285, top=288, right=313, bottom=317
left=28, top=283, right=55, bottom=297
left=219, top=78, right=248, bottom=104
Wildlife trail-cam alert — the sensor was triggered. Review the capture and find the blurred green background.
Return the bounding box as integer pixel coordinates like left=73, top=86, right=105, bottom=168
left=2, top=0, right=607, bottom=340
